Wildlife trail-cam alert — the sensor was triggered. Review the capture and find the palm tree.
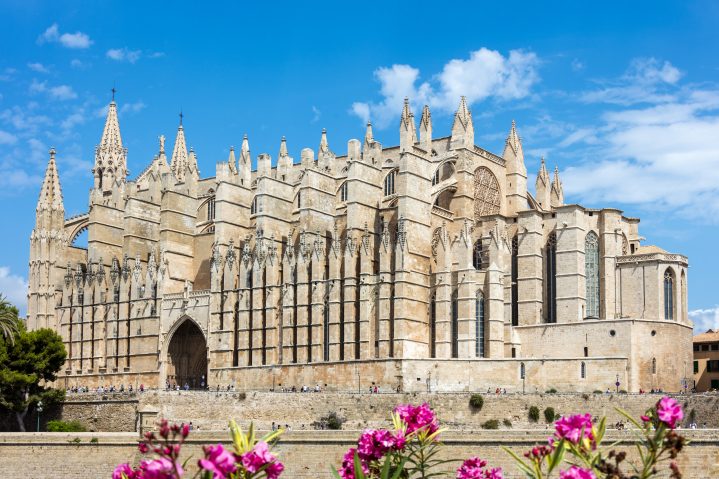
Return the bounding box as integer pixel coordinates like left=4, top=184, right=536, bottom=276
left=0, top=294, right=19, bottom=345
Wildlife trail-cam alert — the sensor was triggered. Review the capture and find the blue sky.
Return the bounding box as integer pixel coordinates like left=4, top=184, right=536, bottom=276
left=1, top=1, right=718, bottom=332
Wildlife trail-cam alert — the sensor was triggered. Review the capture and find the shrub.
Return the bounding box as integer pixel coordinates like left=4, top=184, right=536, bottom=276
left=47, top=420, right=86, bottom=432
left=545, top=388, right=558, bottom=394
left=593, top=390, right=603, bottom=394
left=481, top=419, right=499, bottom=430
left=313, top=411, right=345, bottom=430
left=469, top=393, right=484, bottom=410
left=502, top=418, right=512, bottom=428
left=528, top=405, right=540, bottom=423
left=544, top=407, right=556, bottom=423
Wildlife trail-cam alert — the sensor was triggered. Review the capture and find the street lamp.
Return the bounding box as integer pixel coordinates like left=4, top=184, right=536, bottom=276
left=615, top=374, right=620, bottom=393
left=36, top=400, right=43, bottom=432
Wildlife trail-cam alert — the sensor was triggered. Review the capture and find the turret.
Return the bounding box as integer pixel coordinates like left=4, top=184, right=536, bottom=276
left=535, top=158, right=551, bottom=210
left=170, top=114, right=190, bottom=182
left=419, top=105, right=432, bottom=152
left=277, top=136, right=293, bottom=180
left=399, top=98, right=416, bottom=152
left=503, top=120, right=528, bottom=215
left=227, top=146, right=237, bottom=174
left=28, top=148, right=66, bottom=330
left=93, top=98, right=127, bottom=194
left=550, top=165, right=564, bottom=208
left=318, top=128, right=334, bottom=170
left=450, top=96, right=474, bottom=149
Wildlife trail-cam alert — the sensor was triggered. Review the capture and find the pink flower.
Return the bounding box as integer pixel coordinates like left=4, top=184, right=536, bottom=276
left=456, top=457, right=502, bottom=479
left=112, top=464, right=136, bottom=479
left=394, top=403, right=439, bottom=435
left=338, top=448, right=369, bottom=479
left=656, top=397, right=683, bottom=429
left=554, top=414, right=594, bottom=445
left=138, top=458, right=180, bottom=479
left=640, top=415, right=651, bottom=423
left=357, top=429, right=405, bottom=461
left=198, top=444, right=237, bottom=479
left=240, top=441, right=283, bottom=479
left=138, top=442, right=150, bottom=454
left=559, top=466, right=597, bottom=479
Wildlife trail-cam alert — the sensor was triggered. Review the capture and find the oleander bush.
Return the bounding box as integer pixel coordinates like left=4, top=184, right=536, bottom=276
left=113, top=397, right=687, bottom=479
left=480, top=419, right=500, bottom=430
left=544, top=407, right=556, bottom=424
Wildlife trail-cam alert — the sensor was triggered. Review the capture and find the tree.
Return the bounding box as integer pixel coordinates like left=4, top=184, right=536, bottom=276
left=0, top=304, right=66, bottom=431
left=0, top=294, right=19, bottom=345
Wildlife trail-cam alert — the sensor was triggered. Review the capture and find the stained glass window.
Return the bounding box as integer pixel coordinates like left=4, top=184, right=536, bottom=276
left=664, top=269, right=674, bottom=320
left=545, top=233, right=557, bottom=323
left=475, top=290, right=485, bottom=358
left=585, top=231, right=600, bottom=318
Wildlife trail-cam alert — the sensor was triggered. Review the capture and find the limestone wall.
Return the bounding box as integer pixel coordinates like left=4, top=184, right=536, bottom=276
left=0, top=429, right=717, bottom=479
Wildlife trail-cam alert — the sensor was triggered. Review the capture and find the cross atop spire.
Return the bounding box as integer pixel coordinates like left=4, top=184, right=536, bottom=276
left=179, top=109, right=184, bottom=126
left=111, top=85, right=116, bottom=102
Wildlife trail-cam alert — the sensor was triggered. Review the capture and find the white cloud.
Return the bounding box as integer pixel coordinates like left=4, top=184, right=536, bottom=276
left=28, top=80, right=77, bottom=100
left=0, top=130, right=18, bottom=145
left=106, top=48, right=142, bottom=63
left=351, top=48, right=540, bottom=128
left=0, top=267, right=28, bottom=315
left=28, top=62, right=49, bottom=74
left=689, top=307, right=719, bottom=333
left=121, top=101, right=146, bottom=114
left=61, top=111, right=85, bottom=131
left=37, top=23, right=92, bottom=49
left=571, top=58, right=585, bottom=72
left=311, top=105, right=321, bottom=123
left=70, top=59, right=85, bottom=69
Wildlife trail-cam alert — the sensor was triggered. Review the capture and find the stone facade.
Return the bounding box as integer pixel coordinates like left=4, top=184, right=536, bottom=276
left=27, top=96, right=693, bottom=393
left=693, top=329, right=719, bottom=392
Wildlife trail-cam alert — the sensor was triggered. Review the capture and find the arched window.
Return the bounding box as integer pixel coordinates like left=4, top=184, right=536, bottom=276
left=520, top=362, right=525, bottom=379
left=652, top=357, right=657, bottom=374
left=431, top=161, right=456, bottom=186
left=473, top=167, right=501, bottom=219
left=585, top=231, right=600, bottom=319
left=384, top=169, right=397, bottom=196
left=475, top=291, right=485, bottom=358
left=664, top=269, right=675, bottom=320
left=429, top=293, right=437, bottom=358
left=339, top=182, right=348, bottom=202
left=580, top=361, right=586, bottom=379
left=250, top=197, right=257, bottom=215
left=545, top=233, right=557, bottom=323
left=472, top=240, right=485, bottom=270
left=432, top=169, right=440, bottom=186
left=451, top=290, right=459, bottom=358
left=207, top=196, right=216, bottom=221
left=323, top=302, right=330, bottom=361
left=511, top=236, right=519, bottom=326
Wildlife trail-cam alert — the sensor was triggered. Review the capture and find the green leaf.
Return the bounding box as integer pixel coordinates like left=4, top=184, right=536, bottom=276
left=353, top=451, right=366, bottom=479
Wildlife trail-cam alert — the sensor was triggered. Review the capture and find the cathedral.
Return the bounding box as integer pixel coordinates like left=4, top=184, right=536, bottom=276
left=27, top=96, right=693, bottom=393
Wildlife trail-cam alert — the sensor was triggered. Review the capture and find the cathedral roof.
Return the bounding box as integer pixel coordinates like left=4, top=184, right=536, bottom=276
left=694, top=329, right=719, bottom=343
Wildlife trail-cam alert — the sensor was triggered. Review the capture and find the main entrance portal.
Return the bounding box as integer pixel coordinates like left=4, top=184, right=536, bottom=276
left=166, top=320, right=208, bottom=389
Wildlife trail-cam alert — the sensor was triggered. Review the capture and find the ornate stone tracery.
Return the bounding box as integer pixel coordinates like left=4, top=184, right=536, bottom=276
left=473, top=166, right=501, bottom=219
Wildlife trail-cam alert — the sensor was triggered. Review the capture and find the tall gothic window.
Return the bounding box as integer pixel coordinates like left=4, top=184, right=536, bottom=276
left=581, top=361, right=586, bottom=379
left=520, top=362, right=525, bottom=379
left=429, top=292, right=436, bottom=358
left=207, top=196, right=216, bottom=221
left=451, top=290, right=459, bottom=358
left=384, top=169, right=397, bottom=196
left=585, top=231, right=600, bottom=319
left=432, top=168, right=440, bottom=186
left=545, top=233, right=557, bottom=323
left=472, top=240, right=485, bottom=270
left=511, top=236, right=519, bottom=326
left=475, top=290, right=485, bottom=358
left=473, top=167, right=501, bottom=220
left=323, top=302, right=330, bottom=361
left=250, top=197, right=257, bottom=215
left=664, top=269, right=675, bottom=321
left=339, top=182, right=348, bottom=202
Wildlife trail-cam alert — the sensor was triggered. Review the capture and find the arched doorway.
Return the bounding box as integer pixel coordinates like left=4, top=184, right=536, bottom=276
left=166, top=320, right=208, bottom=389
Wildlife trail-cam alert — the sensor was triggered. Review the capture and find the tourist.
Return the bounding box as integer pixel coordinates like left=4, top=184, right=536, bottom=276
left=140, top=384, right=145, bottom=392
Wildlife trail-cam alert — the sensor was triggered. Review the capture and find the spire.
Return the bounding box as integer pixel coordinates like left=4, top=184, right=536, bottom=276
left=279, top=136, right=289, bottom=158
left=100, top=100, right=123, bottom=149
left=94, top=97, right=127, bottom=192
left=170, top=115, right=189, bottom=181
left=277, top=136, right=293, bottom=178
left=503, top=120, right=528, bottom=216
left=399, top=98, right=416, bottom=151
left=364, top=121, right=373, bottom=146
left=37, top=148, right=64, bottom=211
left=239, top=134, right=251, bottom=186
left=419, top=104, right=432, bottom=150
left=450, top=96, right=474, bottom=148
left=550, top=165, right=564, bottom=208
left=319, top=128, right=330, bottom=157
left=503, top=120, right=524, bottom=162
left=228, top=146, right=237, bottom=174
left=535, top=157, right=551, bottom=210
